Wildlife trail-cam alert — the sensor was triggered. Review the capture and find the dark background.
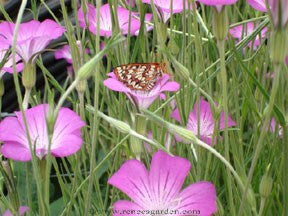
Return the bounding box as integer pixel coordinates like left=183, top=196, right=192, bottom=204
left=1, top=0, right=73, bottom=112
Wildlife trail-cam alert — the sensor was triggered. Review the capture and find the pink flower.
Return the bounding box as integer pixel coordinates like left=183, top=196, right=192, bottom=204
left=269, top=118, right=283, bottom=137
left=126, top=0, right=136, bottom=7
left=0, top=104, right=85, bottom=161
left=142, top=0, right=189, bottom=22
left=78, top=3, right=153, bottom=37
left=0, top=39, right=23, bottom=78
left=197, top=0, right=238, bottom=12
left=54, top=41, right=93, bottom=64
left=54, top=45, right=73, bottom=64
left=3, top=206, right=29, bottom=216
left=104, top=73, right=180, bottom=109
left=108, top=150, right=217, bottom=216
left=269, top=0, right=288, bottom=27
left=171, top=98, right=236, bottom=145
left=0, top=19, right=65, bottom=63
left=248, top=0, right=267, bottom=12
left=229, top=22, right=267, bottom=49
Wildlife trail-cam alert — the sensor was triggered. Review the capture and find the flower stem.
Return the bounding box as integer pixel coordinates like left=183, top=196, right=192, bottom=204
left=22, top=88, right=31, bottom=110
left=239, top=64, right=281, bottom=215
left=282, top=123, right=288, bottom=215
left=131, top=113, right=147, bottom=160
left=217, top=39, right=236, bottom=215
left=258, top=197, right=266, bottom=216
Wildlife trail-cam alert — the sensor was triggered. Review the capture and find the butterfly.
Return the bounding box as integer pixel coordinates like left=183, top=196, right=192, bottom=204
left=113, top=62, right=167, bottom=91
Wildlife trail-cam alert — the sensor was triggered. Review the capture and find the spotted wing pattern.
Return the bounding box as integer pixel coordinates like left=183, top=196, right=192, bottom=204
left=113, top=63, right=165, bottom=91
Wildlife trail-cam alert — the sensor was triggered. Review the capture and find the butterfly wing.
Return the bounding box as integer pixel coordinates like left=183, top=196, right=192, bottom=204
left=114, top=63, right=163, bottom=91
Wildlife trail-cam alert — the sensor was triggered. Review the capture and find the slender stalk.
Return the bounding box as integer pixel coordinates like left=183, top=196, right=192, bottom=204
left=22, top=88, right=31, bottom=110
left=83, top=0, right=102, bottom=214
left=217, top=39, right=235, bottom=215
left=238, top=65, right=281, bottom=215
left=282, top=123, right=288, bottom=215
left=11, top=0, right=48, bottom=214
left=60, top=135, right=130, bottom=216
left=258, top=198, right=266, bottom=216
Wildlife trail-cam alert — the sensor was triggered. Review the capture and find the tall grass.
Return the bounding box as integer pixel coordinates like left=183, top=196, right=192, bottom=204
left=0, top=0, right=287, bottom=215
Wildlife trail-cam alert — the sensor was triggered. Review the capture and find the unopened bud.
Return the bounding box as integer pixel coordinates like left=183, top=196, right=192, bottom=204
left=2, top=161, right=12, bottom=181
left=260, top=174, right=273, bottom=198
left=130, top=136, right=142, bottom=159
left=98, top=112, right=131, bottom=134
left=168, top=124, right=196, bottom=143
left=168, top=38, right=179, bottom=55
left=172, top=59, right=190, bottom=80
left=212, top=8, right=229, bottom=41
left=22, top=62, right=36, bottom=89
left=270, top=30, right=288, bottom=64
left=76, top=80, right=87, bottom=94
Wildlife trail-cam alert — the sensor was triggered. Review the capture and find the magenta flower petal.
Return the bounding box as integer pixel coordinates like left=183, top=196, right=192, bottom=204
left=197, top=0, right=238, bottom=6
left=170, top=108, right=181, bottom=123
left=248, top=0, right=267, bottom=12
left=134, top=14, right=154, bottom=35
left=159, top=81, right=180, bottom=92
left=219, top=111, right=237, bottom=130
left=54, top=45, right=73, bottom=64
left=0, top=40, right=23, bottom=77
left=0, top=104, right=85, bottom=161
left=78, top=3, right=152, bottom=37
left=148, top=151, right=191, bottom=204
left=104, top=73, right=180, bottom=109
left=269, top=117, right=283, bottom=137
left=142, top=0, right=188, bottom=13
left=108, top=150, right=217, bottom=215
left=103, top=78, right=130, bottom=92
left=187, top=99, right=215, bottom=136
left=178, top=181, right=217, bottom=214
left=198, top=0, right=238, bottom=12
left=171, top=98, right=236, bottom=145
left=269, top=0, right=288, bottom=27
left=108, top=159, right=150, bottom=205
left=229, top=22, right=267, bottom=49
left=0, top=19, right=65, bottom=62
left=142, top=0, right=189, bottom=22
left=1, top=142, right=32, bottom=161
left=113, top=201, right=142, bottom=216
left=3, top=206, right=29, bottom=216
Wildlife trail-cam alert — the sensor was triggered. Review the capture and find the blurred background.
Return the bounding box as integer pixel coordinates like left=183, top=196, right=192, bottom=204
left=0, top=0, right=72, bottom=112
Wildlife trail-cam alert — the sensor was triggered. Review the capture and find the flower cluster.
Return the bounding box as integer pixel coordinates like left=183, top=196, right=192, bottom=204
left=108, top=150, right=217, bottom=215
left=0, top=19, right=65, bottom=63
left=0, top=104, right=85, bottom=161
left=3, top=0, right=286, bottom=215
left=78, top=3, right=153, bottom=37
left=171, top=98, right=236, bottom=145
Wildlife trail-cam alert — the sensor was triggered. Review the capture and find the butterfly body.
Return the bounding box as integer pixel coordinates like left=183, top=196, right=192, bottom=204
left=113, top=63, right=166, bottom=91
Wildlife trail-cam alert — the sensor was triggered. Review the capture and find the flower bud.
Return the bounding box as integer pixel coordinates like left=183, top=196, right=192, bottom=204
left=168, top=124, right=196, bottom=143
left=156, top=22, right=168, bottom=46
left=0, top=78, right=4, bottom=97
left=76, top=80, right=87, bottom=94
left=259, top=174, right=273, bottom=198
left=98, top=112, right=131, bottom=134
left=171, top=59, right=190, bottom=80
left=1, top=161, right=12, bottom=181
left=270, top=29, right=288, bottom=64
left=212, top=7, right=229, bottom=41
left=22, top=62, right=36, bottom=89
left=130, top=136, right=142, bottom=159
left=168, top=38, right=179, bottom=55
